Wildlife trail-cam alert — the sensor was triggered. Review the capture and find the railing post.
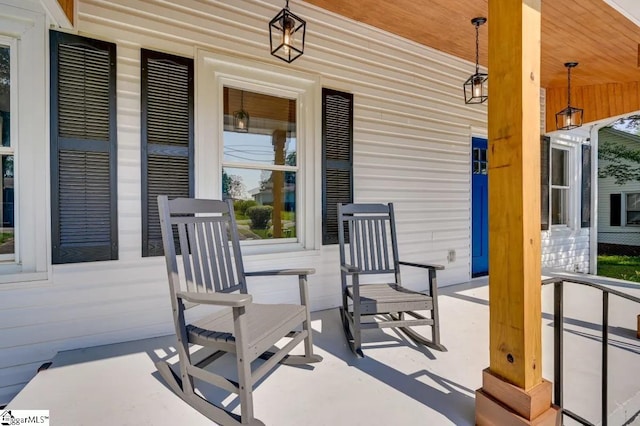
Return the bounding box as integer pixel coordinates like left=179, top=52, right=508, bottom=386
left=602, top=291, right=609, bottom=426
left=554, top=280, right=563, bottom=410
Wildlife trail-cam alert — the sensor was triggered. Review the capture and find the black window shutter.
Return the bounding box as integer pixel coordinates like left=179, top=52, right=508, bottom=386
left=50, top=31, right=118, bottom=264
left=541, top=136, right=550, bottom=231
left=141, top=49, right=194, bottom=257
left=322, top=88, right=353, bottom=245
left=610, top=194, right=621, bottom=227
left=581, top=144, right=592, bottom=228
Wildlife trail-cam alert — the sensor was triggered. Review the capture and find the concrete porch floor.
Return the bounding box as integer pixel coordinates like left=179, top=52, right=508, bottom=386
left=8, top=274, right=640, bottom=425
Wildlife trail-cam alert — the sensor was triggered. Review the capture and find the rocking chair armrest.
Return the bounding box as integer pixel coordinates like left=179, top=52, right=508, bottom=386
left=176, top=291, right=252, bottom=307
left=398, top=260, right=445, bottom=271
left=245, top=268, right=316, bottom=277
left=341, top=264, right=362, bottom=274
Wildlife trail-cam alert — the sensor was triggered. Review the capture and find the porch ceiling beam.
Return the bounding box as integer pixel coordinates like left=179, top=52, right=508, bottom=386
left=476, top=0, right=559, bottom=423
left=545, top=81, right=640, bottom=132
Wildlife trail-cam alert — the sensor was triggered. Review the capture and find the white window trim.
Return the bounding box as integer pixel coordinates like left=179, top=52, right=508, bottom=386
left=0, top=36, right=17, bottom=263
left=550, top=141, right=578, bottom=230
left=623, top=191, right=640, bottom=227
left=0, top=5, right=50, bottom=286
left=196, top=50, right=321, bottom=256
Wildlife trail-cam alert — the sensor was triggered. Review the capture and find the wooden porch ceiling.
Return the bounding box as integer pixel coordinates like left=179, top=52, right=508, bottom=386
left=305, top=0, right=640, bottom=89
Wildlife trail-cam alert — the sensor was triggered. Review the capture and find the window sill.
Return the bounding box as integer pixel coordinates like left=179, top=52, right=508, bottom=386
left=0, top=270, right=50, bottom=288
left=547, top=225, right=572, bottom=235
left=241, top=242, right=320, bottom=260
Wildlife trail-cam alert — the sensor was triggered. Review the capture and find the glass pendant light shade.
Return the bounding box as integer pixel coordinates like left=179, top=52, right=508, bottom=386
left=269, top=0, right=306, bottom=63
left=233, top=90, right=249, bottom=133
left=555, top=62, right=583, bottom=130
left=464, top=72, right=488, bottom=104
left=464, top=17, right=488, bottom=104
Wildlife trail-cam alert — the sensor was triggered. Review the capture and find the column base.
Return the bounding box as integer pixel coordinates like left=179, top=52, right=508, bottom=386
left=475, top=369, right=561, bottom=426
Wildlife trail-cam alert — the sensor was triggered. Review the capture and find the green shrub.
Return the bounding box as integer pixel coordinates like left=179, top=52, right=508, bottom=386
left=234, top=199, right=258, bottom=216
left=246, top=205, right=273, bottom=230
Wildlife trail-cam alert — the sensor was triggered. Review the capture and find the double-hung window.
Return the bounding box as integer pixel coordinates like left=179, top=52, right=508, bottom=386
left=222, top=87, right=298, bottom=241
left=0, top=6, right=48, bottom=283
left=198, top=51, right=319, bottom=251
left=0, top=42, right=14, bottom=261
left=626, top=193, right=640, bottom=225
left=551, top=147, right=570, bottom=226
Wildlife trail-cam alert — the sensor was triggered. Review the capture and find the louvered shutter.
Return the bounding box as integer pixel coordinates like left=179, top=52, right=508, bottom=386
left=581, top=144, right=592, bottom=228
left=322, top=88, right=353, bottom=245
left=541, top=136, right=550, bottom=231
left=50, top=31, right=118, bottom=264
left=141, top=49, right=194, bottom=256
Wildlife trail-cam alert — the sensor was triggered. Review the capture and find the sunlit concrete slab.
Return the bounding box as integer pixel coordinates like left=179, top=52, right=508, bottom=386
left=8, top=276, right=640, bottom=425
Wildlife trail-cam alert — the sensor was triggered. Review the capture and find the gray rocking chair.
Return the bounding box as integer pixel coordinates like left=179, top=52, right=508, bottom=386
left=156, top=196, right=322, bottom=426
left=338, top=203, right=446, bottom=357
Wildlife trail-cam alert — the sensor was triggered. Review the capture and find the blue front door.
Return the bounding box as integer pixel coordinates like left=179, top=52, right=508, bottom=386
left=472, top=137, right=488, bottom=277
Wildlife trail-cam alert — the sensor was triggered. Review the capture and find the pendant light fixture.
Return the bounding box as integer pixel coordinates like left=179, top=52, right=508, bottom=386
left=555, top=62, right=583, bottom=130
left=269, top=0, right=306, bottom=63
left=233, top=90, right=249, bottom=133
left=463, top=17, right=488, bottom=104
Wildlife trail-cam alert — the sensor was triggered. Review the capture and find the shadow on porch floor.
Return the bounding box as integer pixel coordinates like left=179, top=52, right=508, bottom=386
left=7, top=276, right=640, bottom=425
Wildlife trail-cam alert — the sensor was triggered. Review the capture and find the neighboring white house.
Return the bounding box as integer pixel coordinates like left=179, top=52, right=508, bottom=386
left=0, top=0, right=598, bottom=404
left=598, top=126, right=640, bottom=253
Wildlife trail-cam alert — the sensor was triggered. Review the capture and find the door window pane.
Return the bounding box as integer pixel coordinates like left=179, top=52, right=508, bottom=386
left=472, top=148, right=487, bottom=175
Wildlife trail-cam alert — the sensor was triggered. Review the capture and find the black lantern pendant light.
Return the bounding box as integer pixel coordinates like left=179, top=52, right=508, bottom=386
left=269, top=0, right=306, bottom=63
left=555, top=62, right=583, bottom=130
left=464, top=17, right=488, bottom=104
left=233, top=90, right=249, bottom=133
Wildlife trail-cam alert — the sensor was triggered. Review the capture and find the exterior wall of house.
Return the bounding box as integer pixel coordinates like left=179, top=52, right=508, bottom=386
left=541, top=128, right=592, bottom=273
left=598, top=127, right=640, bottom=247
left=0, top=0, right=590, bottom=404
left=0, top=0, right=483, bottom=404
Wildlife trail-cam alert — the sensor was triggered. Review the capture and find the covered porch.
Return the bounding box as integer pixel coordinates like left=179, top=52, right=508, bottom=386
left=8, top=273, right=640, bottom=425
left=3, top=0, right=640, bottom=424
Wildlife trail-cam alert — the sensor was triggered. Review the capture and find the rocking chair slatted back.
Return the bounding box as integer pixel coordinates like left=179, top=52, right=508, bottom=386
left=338, top=203, right=399, bottom=276
left=159, top=196, right=247, bottom=308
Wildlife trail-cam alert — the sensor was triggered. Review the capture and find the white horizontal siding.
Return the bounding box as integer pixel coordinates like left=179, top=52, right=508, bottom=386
left=541, top=130, right=592, bottom=273
left=0, top=0, right=484, bottom=403
left=541, top=229, right=590, bottom=272
left=0, top=0, right=571, bottom=404
left=597, top=127, right=640, bottom=246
